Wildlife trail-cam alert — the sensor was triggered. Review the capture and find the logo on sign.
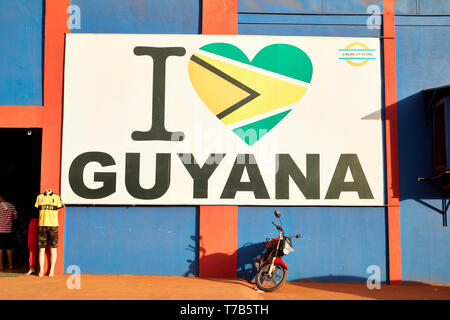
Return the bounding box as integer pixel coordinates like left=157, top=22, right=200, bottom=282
left=338, top=42, right=376, bottom=67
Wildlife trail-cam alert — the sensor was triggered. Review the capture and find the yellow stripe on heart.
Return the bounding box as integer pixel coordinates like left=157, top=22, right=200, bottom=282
left=194, top=53, right=308, bottom=125
left=188, top=58, right=251, bottom=116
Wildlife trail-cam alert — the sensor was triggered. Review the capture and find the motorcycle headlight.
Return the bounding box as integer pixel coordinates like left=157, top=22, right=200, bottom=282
left=282, top=239, right=294, bottom=255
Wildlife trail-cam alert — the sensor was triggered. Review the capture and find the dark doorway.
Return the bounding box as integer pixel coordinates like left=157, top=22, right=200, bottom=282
left=0, top=128, right=42, bottom=272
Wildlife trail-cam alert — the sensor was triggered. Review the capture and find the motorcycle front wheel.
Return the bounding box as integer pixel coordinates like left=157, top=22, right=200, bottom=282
left=255, top=263, right=287, bottom=292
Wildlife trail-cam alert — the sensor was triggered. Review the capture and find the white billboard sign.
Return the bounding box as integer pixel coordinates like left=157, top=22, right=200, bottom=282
left=61, top=34, right=384, bottom=205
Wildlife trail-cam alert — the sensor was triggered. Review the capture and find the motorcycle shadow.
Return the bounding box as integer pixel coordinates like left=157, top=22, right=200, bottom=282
left=184, top=236, right=266, bottom=285
left=237, top=242, right=266, bottom=282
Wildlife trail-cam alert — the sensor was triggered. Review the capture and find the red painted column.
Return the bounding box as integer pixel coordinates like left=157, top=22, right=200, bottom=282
left=40, top=0, right=70, bottom=276
left=199, top=0, right=238, bottom=278
left=199, top=206, right=238, bottom=277
left=383, top=0, right=402, bottom=284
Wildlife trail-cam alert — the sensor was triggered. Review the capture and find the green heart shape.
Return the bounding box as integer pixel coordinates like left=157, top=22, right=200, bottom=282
left=188, top=42, right=313, bottom=146
left=200, top=42, right=313, bottom=83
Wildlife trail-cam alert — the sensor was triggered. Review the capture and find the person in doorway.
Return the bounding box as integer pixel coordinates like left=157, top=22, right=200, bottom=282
left=24, top=215, right=38, bottom=276
left=0, top=195, right=18, bottom=270
left=35, top=189, right=64, bottom=277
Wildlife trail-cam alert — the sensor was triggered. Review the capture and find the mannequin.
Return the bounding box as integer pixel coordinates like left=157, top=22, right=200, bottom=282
left=34, top=188, right=64, bottom=277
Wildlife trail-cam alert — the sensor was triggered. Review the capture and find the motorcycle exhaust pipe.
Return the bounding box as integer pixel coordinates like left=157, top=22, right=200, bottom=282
left=253, top=255, right=262, bottom=270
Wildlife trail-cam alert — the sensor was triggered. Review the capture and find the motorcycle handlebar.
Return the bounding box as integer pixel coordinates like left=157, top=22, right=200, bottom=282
left=272, top=221, right=283, bottom=232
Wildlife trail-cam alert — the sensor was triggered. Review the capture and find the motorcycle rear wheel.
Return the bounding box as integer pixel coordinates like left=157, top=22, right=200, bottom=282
left=255, top=263, right=287, bottom=292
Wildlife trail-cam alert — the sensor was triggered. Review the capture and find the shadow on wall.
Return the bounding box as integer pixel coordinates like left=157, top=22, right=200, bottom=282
left=237, top=242, right=265, bottom=281
left=180, top=212, right=266, bottom=278
left=183, top=208, right=200, bottom=276
left=194, top=235, right=241, bottom=278
left=190, top=239, right=265, bottom=280
left=185, top=234, right=242, bottom=278
left=184, top=235, right=199, bottom=276
left=397, top=91, right=446, bottom=211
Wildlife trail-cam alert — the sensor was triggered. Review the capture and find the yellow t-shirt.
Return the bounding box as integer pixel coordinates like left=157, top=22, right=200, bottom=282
left=35, top=193, right=64, bottom=227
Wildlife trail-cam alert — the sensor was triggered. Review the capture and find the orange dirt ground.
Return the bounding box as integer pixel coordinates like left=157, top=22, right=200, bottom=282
left=0, top=273, right=449, bottom=300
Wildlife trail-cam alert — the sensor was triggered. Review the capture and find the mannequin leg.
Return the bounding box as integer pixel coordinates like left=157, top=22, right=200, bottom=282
left=38, top=248, right=46, bottom=277
left=49, top=248, right=57, bottom=277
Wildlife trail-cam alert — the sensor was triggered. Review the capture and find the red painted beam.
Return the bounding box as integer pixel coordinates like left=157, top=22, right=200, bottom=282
left=202, top=0, right=238, bottom=34
left=39, top=0, right=70, bottom=276
left=199, top=0, right=238, bottom=278
left=0, top=106, right=43, bottom=128
left=383, top=0, right=402, bottom=284
left=199, top=206, right=238, bottom=278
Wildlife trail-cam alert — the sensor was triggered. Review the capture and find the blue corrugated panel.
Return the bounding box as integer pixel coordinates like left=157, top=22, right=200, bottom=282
left=394, top=0, right=450, bottom=15
left=239, top=0, right=322, bottom=14
left=396, top=21, right=450, bottom=284
left=238, top=207, right=387, bottom=282
left=70, top=0, right=200, bottom=34
left=395, top=15, right=450, bottom=25
left=396, top=25, right=450, bottom=98
left=395, top=0, right=418, bottom=14
left=239, top=0, right=384, bottom=14
left=240, top=13, right=378, bottom=25
left=238, top=13, right=382, bottom=37
left=322, top=0, right=383, bottom=14
left=64, top=206, right=198, bottom=275
left=238, top=0, right=450, bottom=17
left=419, top=0, right=450, bottom=15
left=0, top=0, right=43, bottom=106
left=400, top=201, right=450, bottom=284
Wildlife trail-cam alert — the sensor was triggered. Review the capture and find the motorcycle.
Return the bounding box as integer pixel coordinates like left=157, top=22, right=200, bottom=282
left=253, top=210, right=301, bottom=292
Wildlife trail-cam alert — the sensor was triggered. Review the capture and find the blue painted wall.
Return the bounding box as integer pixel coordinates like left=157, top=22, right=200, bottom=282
left=396, top=12, right=450, bottom=284
left=70, top=0, right=201, bottom=34
left=64, top=206, right=198, bottom=275
left=238, top=207, right=387, bottom=282
left=0, top=0, right=43, bottom=106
